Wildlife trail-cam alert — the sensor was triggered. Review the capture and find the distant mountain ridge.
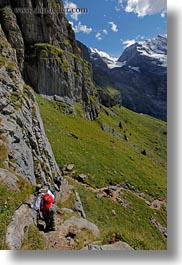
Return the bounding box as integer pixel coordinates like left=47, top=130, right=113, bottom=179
left=77, top=35, right=167, bottom=120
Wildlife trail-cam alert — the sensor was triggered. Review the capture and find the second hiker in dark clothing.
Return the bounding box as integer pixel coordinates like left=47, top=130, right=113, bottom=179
left=54, top=176, right=62, bottom=191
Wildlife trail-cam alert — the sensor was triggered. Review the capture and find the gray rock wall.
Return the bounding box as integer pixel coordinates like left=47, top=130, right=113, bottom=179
left=0, top=25, right=59, bottom=184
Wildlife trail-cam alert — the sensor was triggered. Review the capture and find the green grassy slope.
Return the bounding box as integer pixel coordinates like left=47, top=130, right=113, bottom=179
left=0, top=179, right=34, bottom=249
left=36, top=94, right=167, bottom=250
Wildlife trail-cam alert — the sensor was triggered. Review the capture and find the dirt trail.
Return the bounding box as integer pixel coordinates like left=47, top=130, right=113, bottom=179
left=67, top=176, right=166, bottom=210
left=41, top=214, right=75, bottom=250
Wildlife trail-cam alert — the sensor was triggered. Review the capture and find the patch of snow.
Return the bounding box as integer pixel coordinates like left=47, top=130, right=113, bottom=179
left=107, top=60, right=126, bottom=69
left=90, top=47, right=126, bottom=69
left=128, top=66, right=141, bottom=72
left=136, top=35, right=167, bottom=67
left=90, top=48, right=116, bottom=61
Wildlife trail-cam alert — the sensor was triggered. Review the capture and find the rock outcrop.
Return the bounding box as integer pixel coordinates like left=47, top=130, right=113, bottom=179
left=74, top=192, right=87, bottom=219
left=5, top=201, right=37, bottom=250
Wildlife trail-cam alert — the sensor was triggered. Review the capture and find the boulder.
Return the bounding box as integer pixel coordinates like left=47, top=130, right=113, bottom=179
left=66, top=164, right=74, bottom=171
left=82, top=241, right=134, bottom=250
left=77, top=174, right=88, bottom=183
left=64, top=216, right=100, bottom=237
left=5, top=202, right=37, bottom=249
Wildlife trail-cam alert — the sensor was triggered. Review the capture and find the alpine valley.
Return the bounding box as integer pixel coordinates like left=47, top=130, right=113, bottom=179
left=0, top=0, right=167, bottom=250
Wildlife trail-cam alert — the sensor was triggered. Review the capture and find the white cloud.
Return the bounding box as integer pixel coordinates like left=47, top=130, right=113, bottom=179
left=108, top=21, right=118, bottom=32
left=124, top=0, right=167, bottom=17
left=95, top=30, right=108, bottom=41
left=64, top=0, right=80, bottom=21
left=103, top=29, right=108, bottom=35
left=73, top=22, right=92, bottom=34
left=116, top=0, right=167, bottom=17
left=122, top=39, right=136, bottom=48
left=96, top=32, right=102, bottom=41
left=115, top=0, right=125, bottom=11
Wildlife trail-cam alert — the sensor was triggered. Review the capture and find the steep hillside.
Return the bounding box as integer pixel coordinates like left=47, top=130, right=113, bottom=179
left=36, top=94, right=167, bottom=250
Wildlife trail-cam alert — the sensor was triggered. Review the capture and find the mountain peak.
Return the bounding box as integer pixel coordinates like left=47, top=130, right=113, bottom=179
left=119, top=35, right=167, bottom=67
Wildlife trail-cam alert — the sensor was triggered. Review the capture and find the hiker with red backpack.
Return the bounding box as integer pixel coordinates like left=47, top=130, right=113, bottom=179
left=31, top=184, right=57, bottom=232
left=41, top=192, right=56, bottom=232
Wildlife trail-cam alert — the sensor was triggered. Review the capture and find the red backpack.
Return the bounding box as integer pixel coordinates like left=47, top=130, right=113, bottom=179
left=42, top=193, right=54, bottom=211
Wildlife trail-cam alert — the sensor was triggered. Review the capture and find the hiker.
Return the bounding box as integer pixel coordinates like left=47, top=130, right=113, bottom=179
left=54, top=176, right=62, bottom=191
left=31, top=185, right=56, bottom=231
left=41, top=192, right=56, bottom=232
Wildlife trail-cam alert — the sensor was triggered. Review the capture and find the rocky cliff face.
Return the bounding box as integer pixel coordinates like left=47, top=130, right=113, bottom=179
left=0, top=0, right=99, bottom=120
left=77, top=35, right=167, bottom=120
left=0, top=25, right=60, bottom=184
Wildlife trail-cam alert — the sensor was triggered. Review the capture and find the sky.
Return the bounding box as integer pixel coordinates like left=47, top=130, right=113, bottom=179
left=63, top=0, right=167, bottom=57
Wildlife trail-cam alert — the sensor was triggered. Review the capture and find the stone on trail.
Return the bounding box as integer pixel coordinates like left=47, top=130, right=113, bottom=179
left=64, top=216, right=100, bottom=237
left=82, top=241, right=134, bottom=250
left=77, top=174, right=88, bottom=183
left=66, top=164, right=75, bottom=171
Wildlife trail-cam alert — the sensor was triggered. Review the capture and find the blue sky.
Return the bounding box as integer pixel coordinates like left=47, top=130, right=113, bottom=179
left=63, top=0, right=167, bottom=57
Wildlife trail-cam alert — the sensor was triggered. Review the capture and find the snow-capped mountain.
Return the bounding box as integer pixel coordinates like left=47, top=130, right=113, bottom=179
left=89, top=48, right=124, bottom=69
left=89, top=35, right=167, bottom=70
left=77, top=35, right=167, bottom=120
left=118, top=35, right=167, bottom=68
